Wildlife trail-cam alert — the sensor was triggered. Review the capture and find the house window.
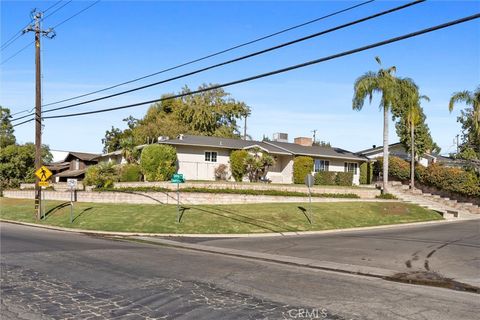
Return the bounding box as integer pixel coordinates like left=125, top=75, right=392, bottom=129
left=205, top=151, right=217, bottom=162
left=344, top=162, right=358, bottom=174
left=314, top=159, right=329, bottom=172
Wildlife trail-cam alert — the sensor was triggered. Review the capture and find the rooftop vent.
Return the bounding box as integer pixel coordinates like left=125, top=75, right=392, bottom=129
left=178, top=134, right=184, bottom=140
left=158, top=136, right=169, bottom=142
left=273, top=132, right=288, bottom=143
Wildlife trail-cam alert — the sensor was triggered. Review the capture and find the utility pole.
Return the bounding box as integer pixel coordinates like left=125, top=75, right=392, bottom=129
left=312, top=129, right=317, bottom=144
left=24, top=10, right=55, bottom=220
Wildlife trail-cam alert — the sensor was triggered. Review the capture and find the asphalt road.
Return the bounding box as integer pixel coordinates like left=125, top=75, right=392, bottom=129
left=1, top=222, right=479, bottom=320
left=190, top=220, right=480, bottom=286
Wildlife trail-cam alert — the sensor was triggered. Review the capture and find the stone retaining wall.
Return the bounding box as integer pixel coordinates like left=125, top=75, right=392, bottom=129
left=114, top=181, right=380, bottom=198
left=2, top=190, right=388, bottom=205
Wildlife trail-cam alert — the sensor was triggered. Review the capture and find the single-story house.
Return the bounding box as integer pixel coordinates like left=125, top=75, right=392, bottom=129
left=97, top=134, right=367, bottom=185
left=357, top=142, right=437, bottom=167
left=47, top=152, right=100, bottom=182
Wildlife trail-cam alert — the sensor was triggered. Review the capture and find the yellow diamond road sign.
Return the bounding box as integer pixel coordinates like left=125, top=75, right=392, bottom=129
left=35, top=166, right=52, bottom=181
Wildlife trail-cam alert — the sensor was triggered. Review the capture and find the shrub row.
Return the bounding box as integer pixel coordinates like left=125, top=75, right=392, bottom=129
left=99, top=186, right=360, bottom=198
left=313, top=171, right=354, bottom=186
left=375, top=156, right=480, bottom=198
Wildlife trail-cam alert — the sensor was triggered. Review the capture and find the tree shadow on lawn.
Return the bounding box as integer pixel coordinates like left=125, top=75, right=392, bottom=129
left=182, top=205, right=299, bottom=234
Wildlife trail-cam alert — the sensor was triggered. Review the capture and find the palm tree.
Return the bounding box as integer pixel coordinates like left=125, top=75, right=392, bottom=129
left=396, top=78, right=429, bottom=190
left=353, top=57, right=399, bottom=193
left=448, top=86, right=480, bottom=144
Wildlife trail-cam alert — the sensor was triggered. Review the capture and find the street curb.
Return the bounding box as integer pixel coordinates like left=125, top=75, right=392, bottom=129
left=0, top=217, right=474, bottom=238
left=130, top=236, right=395, bottom=278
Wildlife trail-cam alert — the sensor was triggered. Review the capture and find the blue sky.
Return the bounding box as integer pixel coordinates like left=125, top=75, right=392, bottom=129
left=1, top=0, right=479, bottom=154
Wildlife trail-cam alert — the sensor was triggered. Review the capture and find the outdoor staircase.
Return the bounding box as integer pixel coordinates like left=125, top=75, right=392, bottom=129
left=387, top=182, right=480, bottom=220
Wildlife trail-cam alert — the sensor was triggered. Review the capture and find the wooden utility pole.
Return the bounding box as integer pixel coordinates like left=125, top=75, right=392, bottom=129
left=24, top=10, right=55, bottom=220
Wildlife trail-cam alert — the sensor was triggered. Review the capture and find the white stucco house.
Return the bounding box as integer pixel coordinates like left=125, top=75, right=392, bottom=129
left=357, top=142, right=437, bottom=167
left=97, top=134, right=367, bottom=185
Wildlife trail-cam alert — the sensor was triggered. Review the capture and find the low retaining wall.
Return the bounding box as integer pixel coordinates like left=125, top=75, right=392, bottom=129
left=3, top=190, right=388, bottom=205
left=114, top=181, right=380, bottom=198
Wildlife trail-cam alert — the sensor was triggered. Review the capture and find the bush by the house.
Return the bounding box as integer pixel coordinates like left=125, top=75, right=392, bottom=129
left=293, top=156, right=313, bottom=184
left=118, top=164, right=143, bottom=182
left=314, top=171, right=336, bottom=185
left=140, top=144, right=177, bottom=181
left=359, top=162, right=373, bottom=184
left=214, top=164, right=229, bottom=181
left=229, top=150, right=248, bottom=182
left=84, top=162, right=119, bottom=188
left=335, top=172, right=354, bottom=186
left=373, top=156, right=410, bottom=181
left=245, top=147, right=275, bottom=182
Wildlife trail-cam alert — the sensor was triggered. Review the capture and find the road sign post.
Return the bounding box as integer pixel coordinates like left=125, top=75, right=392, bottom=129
left=67, top=179, right=77, bottom=224
left=171, top=174, right=185, bottom=223
left=35, top=166, right=53, bottom=220
left=304, top=174, right=314, bottom=224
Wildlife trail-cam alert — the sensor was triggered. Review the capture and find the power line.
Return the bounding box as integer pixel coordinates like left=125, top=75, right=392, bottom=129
left=52, top=0, right=101, bottom=29
left=20, top=13, right=475, bottom=123
left=1, top=1, right=100, bottom=66
left=0, top=0, right=62, bottom=51
left=1, top=41, right=35, bottom=65
left=11, top=0, right=424, bottom=122
left=33, top=0, right=377, bottom=109
left=1, top=1, right=63, bottom=51
left=42, top=0, right=73, bottom=21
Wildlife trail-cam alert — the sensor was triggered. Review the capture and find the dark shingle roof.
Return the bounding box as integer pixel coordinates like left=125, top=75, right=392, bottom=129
left=159, top=135, right=366, bottom=161
left=265, top=141, right=366, bottom=161
left=158, top=135, right=291, bottom=155
left=66, top=152, right=100, bottom=162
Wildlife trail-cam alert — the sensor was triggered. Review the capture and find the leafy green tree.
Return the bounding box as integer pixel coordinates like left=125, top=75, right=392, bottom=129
left=0, top=143, right=52, bottom=189
left=140, top=144, right=177, bottom=181
left=244, top=147, right=274, bottom=182
left=353, top=57, right=404, bottom=193
left=0, top=107, right=16, bottom=148
left=102, top=126, right=124, bottom=153
left=449, top=86, right=480, bottom=144
left=131, top=84, right=249, bottom=145
left=229, top=150, right=248, bottom=182
left=120, top=136, right=140, bottom=164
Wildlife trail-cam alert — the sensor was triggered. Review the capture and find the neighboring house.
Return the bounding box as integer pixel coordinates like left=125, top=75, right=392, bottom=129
left=98, top=133, right=367, bottom=185
left=50, top=149, right=70, bottom=163
left=47, top=152, right=100, bottom=182
left=357, top=142, right=437, bottom=167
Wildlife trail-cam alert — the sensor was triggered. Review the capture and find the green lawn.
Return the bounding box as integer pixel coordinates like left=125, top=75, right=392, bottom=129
left=0, top=198, right=442, bottom=234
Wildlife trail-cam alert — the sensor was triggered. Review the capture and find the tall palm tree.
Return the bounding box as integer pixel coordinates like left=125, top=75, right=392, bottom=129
left=448, top=86, right=480, bottom=143
left=396, top=78, right=429, bottom=190
left=353, top=57, right=398, bottom=193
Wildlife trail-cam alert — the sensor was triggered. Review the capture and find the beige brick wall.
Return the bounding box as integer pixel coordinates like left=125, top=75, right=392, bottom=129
left=3, top=189, right=382, bottom=205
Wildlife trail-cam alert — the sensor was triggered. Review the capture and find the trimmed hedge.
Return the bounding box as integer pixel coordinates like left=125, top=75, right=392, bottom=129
left=230, top=150, right=248, bottom=182
left=335, top=172, right=354, bottom=186
left=293, top=156, right=313, bottom=184
left=118, top=164, right=143, bottom=182
left=359, top=162, right=373, bottom=184
left=314, top=171, right=336, bottom=185
left=84, top=162, right=118, bottom=188
left=374, top=156, right=410, bottom=181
